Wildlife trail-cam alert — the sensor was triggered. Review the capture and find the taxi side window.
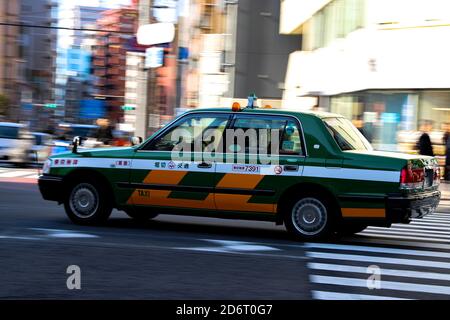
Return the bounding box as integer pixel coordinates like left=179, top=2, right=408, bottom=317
left=144, top=114, right=229, bottom=152
left=280, top=120, right=303, bottom=156
left=227, top=116, right=304, bottom=156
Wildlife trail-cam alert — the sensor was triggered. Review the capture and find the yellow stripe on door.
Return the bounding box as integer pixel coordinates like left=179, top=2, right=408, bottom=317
left=341, top=208, right=386, bottom=218
left=215, top=173, right=275, bottom=213
left=128, top=170, right=215, bottom=209
left=128, top=171, right=275, bottom=213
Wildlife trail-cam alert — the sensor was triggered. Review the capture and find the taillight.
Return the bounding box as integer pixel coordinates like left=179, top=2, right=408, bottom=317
left=400, top=166, right=425, bottom=190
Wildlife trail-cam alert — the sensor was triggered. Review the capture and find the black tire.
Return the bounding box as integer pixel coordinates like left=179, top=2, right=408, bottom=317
left=125, top=208, right=158, bottom=222
left=336, top=222, right=368, bottom=236
left=64, top=177, right=112, bottom=225
left=283, top=193, right=336, bottom=241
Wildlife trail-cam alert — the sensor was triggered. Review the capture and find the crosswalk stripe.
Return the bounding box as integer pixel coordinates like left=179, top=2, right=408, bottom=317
left=368, top=226, right=450, bottom=235
left=0, top=171, right=36, bottom=178
left=306, top=251, right=450, bottom=269
left=389, top=224, right=450, bottom=231
left=359, top=232, right=450, bottom=243
left=305, top=243, right=450, bottom=259
left=422, top=217, right=450, bottom=222
left=426, top=213, right=450, bottom=217
left=309, top=263, right=450, bottom=281
left=411, top=221, right=450, bottom=227
left=363, top=228, right=450, bottom=239
left=310, top=275, right=450, bottom=295
left=312, top=290, right=409, bottom=300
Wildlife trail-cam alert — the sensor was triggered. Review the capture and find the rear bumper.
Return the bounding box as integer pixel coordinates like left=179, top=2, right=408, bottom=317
left=38, top=175, right=64, bottom=202
left=386, top=190, right=441, bottom=223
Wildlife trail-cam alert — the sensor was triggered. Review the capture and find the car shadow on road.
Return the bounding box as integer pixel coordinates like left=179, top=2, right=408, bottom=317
left=93, top=215, right=295, bottom=243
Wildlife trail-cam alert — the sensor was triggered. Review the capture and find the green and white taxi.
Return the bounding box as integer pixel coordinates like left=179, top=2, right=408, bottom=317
left=38, top=105, right=441, bottom=240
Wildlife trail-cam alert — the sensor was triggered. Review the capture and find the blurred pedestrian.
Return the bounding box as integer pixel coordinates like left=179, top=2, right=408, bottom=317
left=94, top=118, right=113, bottom=145
left=417, top=120, right=434, bottom=157
left=443, top=123, right=450, bottom=180
left=352, top=115, right=370, bottom=140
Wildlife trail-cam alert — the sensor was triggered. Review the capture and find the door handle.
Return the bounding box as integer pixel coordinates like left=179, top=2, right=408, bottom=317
left=197, top=162, right=213, bottom=169
left=284, top=165, right=299, bottom=172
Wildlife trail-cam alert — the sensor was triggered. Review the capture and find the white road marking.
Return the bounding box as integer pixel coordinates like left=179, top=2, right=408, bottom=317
left=359, top=232, right=450, bottom=243
left=0, top=170, right=36, bottom=178
left=362, top=228, right=450, bottom=239
left=306, top=251, right=450, bottom=269
left=410, top=220, right=450, bottom=227
left=30, top=228, right=99, bottom=239
left=312, top=290, right=409, bottom=300
left=309, top=263, right=450, bottom=281
left=304, top=242, right=450, bottom=259
left=310, top=275, right=450, bottom=295
left=389, top=224, right=450, bottom=231
left=367, top=226, right=450, bottom=235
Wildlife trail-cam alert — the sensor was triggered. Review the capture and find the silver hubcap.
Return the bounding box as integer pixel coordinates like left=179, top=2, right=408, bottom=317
left=291, top=198, right=327, bottom=236
left=69, top=183, right=99, bottom=219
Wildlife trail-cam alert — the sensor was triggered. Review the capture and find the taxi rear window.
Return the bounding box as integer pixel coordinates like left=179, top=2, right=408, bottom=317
left=323, top=117, right=372, bottom=151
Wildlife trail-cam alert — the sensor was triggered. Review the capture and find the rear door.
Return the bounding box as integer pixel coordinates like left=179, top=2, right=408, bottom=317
left=127, top=112, right=231, bottom=210
left=214, top=114, right=306, bottom=214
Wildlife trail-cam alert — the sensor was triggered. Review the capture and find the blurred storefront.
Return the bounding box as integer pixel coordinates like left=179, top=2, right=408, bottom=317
left=280, top=0, right=450, bottom=158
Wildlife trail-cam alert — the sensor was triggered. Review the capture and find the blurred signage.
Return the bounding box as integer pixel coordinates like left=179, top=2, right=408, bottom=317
left=79, top=100, right=106, bottom=119
left=45, top=104, right=58, bottom=109
left=178, top=47, right=189, bottom=61
left=145, top=47, right=164, bottom=69
left=137, top=23, right=175, bottom=46
left=153, top=0, right=178, bottom=23
left=21, top=103, right=33, bottom=112
left=121, top=105, right=136, bottom=111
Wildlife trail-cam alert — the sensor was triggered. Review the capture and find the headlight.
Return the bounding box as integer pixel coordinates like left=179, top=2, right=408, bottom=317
left=42, top=159, right=52, bottom=174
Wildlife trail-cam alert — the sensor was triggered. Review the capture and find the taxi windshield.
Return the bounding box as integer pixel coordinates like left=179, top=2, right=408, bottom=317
left=323, top=117, right=373, bottom=151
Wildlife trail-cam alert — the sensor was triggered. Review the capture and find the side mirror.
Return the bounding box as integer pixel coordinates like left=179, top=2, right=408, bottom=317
left=72, top=136, right=81, bottom=153
left=131, top=136, right=143, bottom=146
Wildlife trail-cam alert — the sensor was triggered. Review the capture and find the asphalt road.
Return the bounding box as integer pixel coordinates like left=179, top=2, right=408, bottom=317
left=2, top=171, right=450, bottom=300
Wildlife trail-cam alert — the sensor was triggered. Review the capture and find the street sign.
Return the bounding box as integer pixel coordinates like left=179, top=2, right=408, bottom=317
left=137, top=23, right=175, bottom=46
left=121, top=105, right=136, bottom=111
left=145, top=47, right=164, bottom=69
left=45, top=103, right=58, bottom=109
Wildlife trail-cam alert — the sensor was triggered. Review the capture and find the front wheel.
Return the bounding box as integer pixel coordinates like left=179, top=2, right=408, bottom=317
left=284, top=195, right=335, bottom=241
left=64, top=179, right=112, bottom=225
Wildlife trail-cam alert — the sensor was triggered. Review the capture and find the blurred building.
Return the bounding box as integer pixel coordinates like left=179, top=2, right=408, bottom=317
left=92, top=7, right=138, bottom=123
left=20, top=0, right=58, bottom=129
left=56, top=5, right=110, bottom=122
left=180, top=0, right=300, bottom=110
left=0, top=0, right=21, bottom=120
left=280, top=0, right=450, bottom=152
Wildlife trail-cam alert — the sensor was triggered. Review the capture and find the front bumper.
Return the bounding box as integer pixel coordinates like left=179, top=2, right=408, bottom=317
left=386, top=190, right=441, bottom=223
left=38, top=175, right=64, bottom=202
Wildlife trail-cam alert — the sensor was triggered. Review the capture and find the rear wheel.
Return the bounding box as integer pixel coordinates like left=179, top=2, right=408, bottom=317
left=64, top=178, right=112, bottom=225
left=125, top=208, right=158, bottom=222
left=283, top=194, right=335, bottom=241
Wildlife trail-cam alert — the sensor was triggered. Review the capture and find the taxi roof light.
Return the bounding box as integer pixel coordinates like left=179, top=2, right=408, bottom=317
left=232, top=102, right=242, bottom=112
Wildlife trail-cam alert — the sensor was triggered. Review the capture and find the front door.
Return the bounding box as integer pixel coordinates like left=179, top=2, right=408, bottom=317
left=127, top=113, right=231, bottom=211
left=214, top=114, right=306, bottom=214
